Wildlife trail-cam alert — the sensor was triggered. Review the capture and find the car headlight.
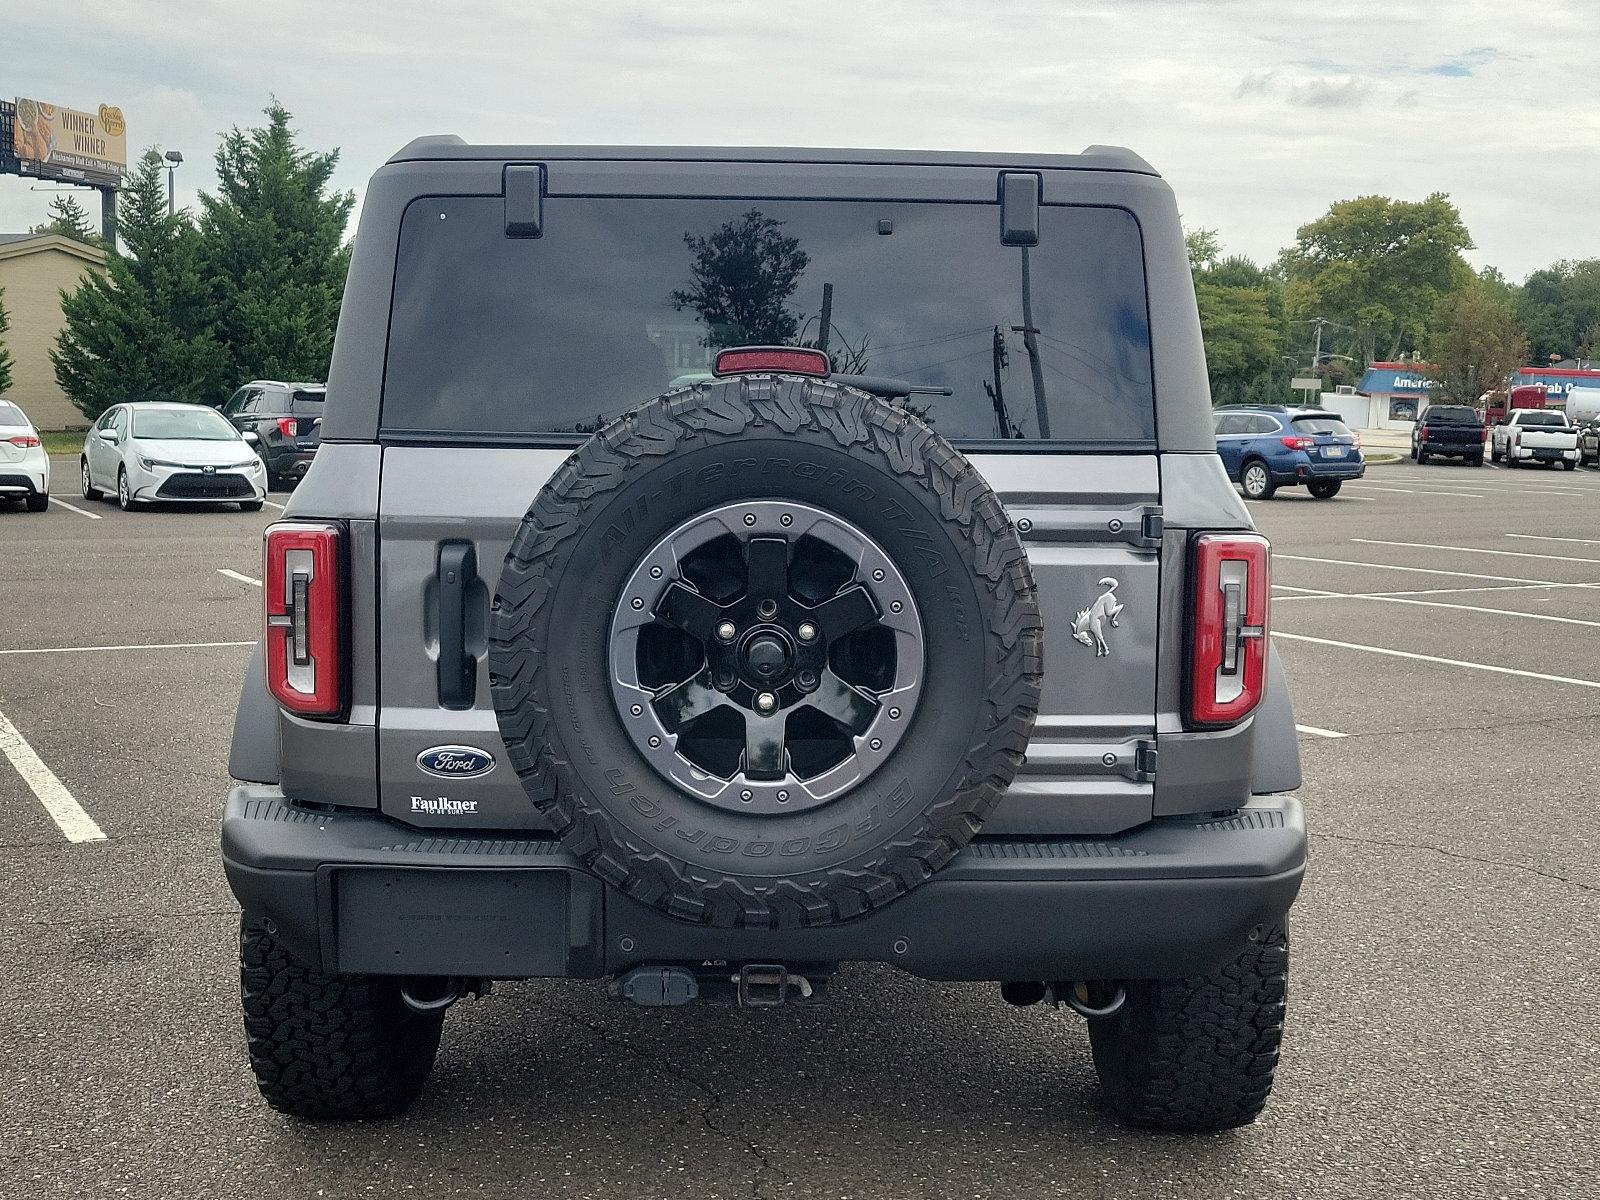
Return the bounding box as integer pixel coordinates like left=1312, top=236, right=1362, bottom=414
left=138, top=456, right=184, bottom=470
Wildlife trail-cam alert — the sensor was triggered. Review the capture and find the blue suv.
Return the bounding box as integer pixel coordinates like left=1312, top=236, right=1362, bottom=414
left=1213, top=405, right=1365, bottom=500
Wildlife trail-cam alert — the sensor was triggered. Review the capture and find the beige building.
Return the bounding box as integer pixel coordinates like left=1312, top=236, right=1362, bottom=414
left=0, top=233, right=108, bottom=430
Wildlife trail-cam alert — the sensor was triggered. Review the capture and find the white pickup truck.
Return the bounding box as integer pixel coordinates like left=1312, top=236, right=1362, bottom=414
left=1491, top=409, right=1580, bottom=470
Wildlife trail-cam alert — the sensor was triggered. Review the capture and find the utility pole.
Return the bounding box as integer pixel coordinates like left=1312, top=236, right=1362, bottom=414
left=984, top=324, right=1013, bottom=438
left=98, top=186, right=117, bottom=252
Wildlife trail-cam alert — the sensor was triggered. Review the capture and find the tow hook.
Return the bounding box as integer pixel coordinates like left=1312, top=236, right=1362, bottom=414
left=400, top=976, right=490, bottom=1014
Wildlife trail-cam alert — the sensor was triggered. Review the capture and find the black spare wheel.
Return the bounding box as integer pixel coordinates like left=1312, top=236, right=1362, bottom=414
left=489, top=375, right=1043, bottom=928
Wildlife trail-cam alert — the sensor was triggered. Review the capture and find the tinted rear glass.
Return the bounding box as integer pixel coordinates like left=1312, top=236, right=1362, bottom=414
left=1422, top=406, right=1479, bottom=424
left=1290, top=415, right=1352, bottom=435
left=1518, top=410, right=1567, bottom=427
left=0, top=402, right=26, bottom=426
left=291, top=390, right=325, bottom=412
left=382, top=196, right=1154, bottom=444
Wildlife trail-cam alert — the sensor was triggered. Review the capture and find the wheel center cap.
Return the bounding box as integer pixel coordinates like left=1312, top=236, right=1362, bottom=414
left=743, top=633, right=791, bottom=680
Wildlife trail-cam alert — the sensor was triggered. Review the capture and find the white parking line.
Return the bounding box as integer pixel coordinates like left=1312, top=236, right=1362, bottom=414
left=1345, top=485, right=1482, bottom=499
left=48, top=497, right=101, bottom=520
left=1276, top=582, right=1579, bottom=601
left=1508, top=533, right=1600, bottom=547
left=1275, top=632, right=1600, bottom=691
left=1351, top=538, right=1600, bottom=566
left=1275, top=554, right=1572, bottom=587
left=0, top=640, right=254, bottom=657
left=1273, top=586, right=1600, bottom=629
left=0, top=706, right=106, bottom=843
left=262, top=499, right=286, bottom=511
left=218, top=568, right=262, bottom=587
left=1295, top=724, right=1348, bottom=739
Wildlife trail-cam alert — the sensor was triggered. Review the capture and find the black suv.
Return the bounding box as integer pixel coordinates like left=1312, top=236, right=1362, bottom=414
left=223, top=142, right=1306, bottom=1132
left=221, top=380, right=325, bottom=488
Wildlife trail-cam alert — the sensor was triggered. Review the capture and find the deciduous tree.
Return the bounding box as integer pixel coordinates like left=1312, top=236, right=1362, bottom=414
left=1426, top=283, right=1528, bottom=407
left=671, top=209, right=809, bottom=349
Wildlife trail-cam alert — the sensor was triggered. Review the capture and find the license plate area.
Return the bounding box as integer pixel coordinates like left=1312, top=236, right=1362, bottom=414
left=1322, top=446, right=1347, bottom=458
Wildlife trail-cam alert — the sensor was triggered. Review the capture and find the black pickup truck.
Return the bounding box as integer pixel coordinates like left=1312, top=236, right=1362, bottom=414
left=1412, top=404, right=1486, bottom=466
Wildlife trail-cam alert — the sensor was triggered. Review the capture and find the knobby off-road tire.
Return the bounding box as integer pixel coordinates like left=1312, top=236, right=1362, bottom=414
left=489, top=375, right=1043, bottom=929
left=1088, top=923, right=1289, bottom=1132
left=239, top=920, right=444, bottom=1120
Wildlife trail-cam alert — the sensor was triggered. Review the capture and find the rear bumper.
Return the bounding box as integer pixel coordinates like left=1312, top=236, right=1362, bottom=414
left=265, top=447, right=317, bottom=478
left=1276, top=458, right=1364, bottom=482
left=1418, top=439, right=1483, bottom=455
left=0, top=468, right=47, bottom=496
left=1510, top=444, right=1578, bottom=461
left=221, top=786, right=1307, bottom=983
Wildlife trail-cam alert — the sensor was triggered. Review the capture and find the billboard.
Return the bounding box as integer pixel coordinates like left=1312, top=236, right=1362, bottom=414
left=10, top=97, right=127, bottom=186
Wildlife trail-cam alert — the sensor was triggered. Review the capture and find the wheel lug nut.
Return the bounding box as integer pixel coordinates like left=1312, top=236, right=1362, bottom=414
left=797, top=670, right=817, bottom=690
left=797, top=622, right=817, bottom=642
left=717, top=621, right=737, bottom=641
left=757, top=599, right=777, bottom=619
left=756, top=692, right=777, bottom=713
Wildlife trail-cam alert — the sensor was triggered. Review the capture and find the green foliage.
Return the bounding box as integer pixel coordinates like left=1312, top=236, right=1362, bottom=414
left=1188, top=229, right=1292, bottom=406
left=1515, top=259, right=1600, bottom=363
left=1427, top=283, right=1528, bottom=405
left=51, top=150, right=226, bottom=420
left=198, top=101, right=354, bottom=392
left=32, top=194, right=103, bottom=248
left=1185, top=226, right=1221, bottom=272
left=671, top=209, right=810, bottom=349
left=0, top=286, right=13, bottom=394
left=1282, top=193, right=1473, bottom=363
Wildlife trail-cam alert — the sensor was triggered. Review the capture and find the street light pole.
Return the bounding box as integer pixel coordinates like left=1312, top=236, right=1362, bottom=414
left=163, top=149, right=184, bottom=217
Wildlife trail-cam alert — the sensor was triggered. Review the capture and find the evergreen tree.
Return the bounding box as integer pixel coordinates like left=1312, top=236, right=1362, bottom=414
left=199, top=102, right=354, bottom=389
left=51, top=149, right=225, bottom=420
left=32, top=194, right=103, bottom=247
left=0, top=287, right=13, bottom=395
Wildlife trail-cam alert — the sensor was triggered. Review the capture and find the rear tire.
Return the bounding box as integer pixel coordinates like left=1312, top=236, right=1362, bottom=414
left=1491, top=445, right=1502, bottom=463
left=26, top=492, right=49, bottom=512
left=1564, top=459, right=1577, bottom=471
left=1307, top=480, right=1341, bottom=499
left=116, top=468, right=134, bottom=511
left=1239, top=459, right=1275, bottom=500
left=81, top=458, right=102, bottom=501
left=1469, top=453, right=1484, bottom=467
left=1417, top=448, right=1430, bottom=464
left=239, top=920, right=444, bottom=1121
left=1089, top=923, right=1289, bottom=1133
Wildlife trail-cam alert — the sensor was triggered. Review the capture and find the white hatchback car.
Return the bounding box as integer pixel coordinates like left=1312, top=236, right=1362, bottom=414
left=0, top=399, right=51, bottom=512
left=81, top=402, right=266, bottom=511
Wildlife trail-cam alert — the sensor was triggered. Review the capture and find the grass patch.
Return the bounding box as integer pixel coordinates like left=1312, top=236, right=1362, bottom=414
left=41, top=430, right=88, bottom=455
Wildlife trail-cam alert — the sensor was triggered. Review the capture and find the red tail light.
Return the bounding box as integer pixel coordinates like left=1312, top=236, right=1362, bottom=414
left=1419, top=425, right=1431, bottom=440
left=1280, top=435, right=1314, bottom=451
left=264, top=522, right=345, bottom=719
left=1188, top=533, right=1270, bottom=727
left=7, top=434, right=41, bottom=448
left=713, top=346, right=831, bottom=377
left=276, top=417, right=298, bottom=437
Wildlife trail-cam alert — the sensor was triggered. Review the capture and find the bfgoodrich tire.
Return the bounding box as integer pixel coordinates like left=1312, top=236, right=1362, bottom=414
left=490, top=375, right=1043, bottom=929
left=1089, top=923, right=1289, bottom=1132
left=239, top=920, right=444, bottom=1120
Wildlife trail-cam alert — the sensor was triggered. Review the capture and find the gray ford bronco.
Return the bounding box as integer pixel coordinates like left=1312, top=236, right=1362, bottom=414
left=224, top=141, right=1305, bottom=1132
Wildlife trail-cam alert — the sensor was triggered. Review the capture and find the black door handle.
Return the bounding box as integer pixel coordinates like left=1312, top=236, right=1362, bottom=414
left=437, top=542, right=477, bottom=709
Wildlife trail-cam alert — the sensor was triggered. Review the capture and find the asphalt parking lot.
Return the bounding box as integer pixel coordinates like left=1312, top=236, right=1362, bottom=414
left=2, top=453, right=1597, bottom=1199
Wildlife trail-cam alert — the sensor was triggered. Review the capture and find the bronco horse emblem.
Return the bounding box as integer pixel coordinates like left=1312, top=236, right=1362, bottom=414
left=1071, top=577, right=1123, bottom=657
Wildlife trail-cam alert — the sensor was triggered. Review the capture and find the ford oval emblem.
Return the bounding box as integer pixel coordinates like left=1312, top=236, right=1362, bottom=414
left=417, top=746, right=496, bottom=779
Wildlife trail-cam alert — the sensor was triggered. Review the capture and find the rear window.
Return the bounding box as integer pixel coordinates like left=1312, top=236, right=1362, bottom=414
left=0, top=402, right=26, bottom=426
left=290, top=389, right=325, bottom=412
left=1517, top=410, right=1567, bottom=427
left=381, top=196, right=1154, bottom=445
left=1289, top=415, right=1352, bottom=436
left=1422, top=406, right=1479, bottom=424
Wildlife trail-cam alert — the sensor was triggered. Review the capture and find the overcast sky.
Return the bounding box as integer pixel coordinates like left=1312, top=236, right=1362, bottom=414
left=4, top=0, right=1595, bottom=280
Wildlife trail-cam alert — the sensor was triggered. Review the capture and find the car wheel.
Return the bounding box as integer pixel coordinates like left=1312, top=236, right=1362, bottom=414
left=116, top=468, right=135, bottom=511
left=26, top=492, right=49, bottom=512
left=1564, top=459, right=1577, bottom=471
left=1417, top=449, right=1431, bottom=465
left=1469, top=453, right=1483, bottom=467
left=239, top=920, right=443, bottom=1120
left=1409, top=445, right=1417, bottom=461
left=1089, top=923, right=1289, bottom=1132
left=1490, top=445, right=1502, bottom=463
left=81, top=458, right=102, bottom=501
left=489, top=376, right=1043, bottom=929
left=1239, top=459, right=1275, bottom=500
left=1307, top=480, right=1341, bottom=499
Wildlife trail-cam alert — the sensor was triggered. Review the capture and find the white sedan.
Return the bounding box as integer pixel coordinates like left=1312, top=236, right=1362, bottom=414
left=81, top=402, right=266, bottom=511
left=0, top=399, right=51, bottom=512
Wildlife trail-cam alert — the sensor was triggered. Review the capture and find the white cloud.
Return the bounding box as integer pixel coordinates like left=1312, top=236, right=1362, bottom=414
left=1, top=0, right=1594, bottom=279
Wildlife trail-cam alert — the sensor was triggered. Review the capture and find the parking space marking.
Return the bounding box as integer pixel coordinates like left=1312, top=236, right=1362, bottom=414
left=1345, top=485, right=1482, bottom=499
left=0, top=706, right=106, bottom=843
left=1272, top=585, right=1600, bottom=629
left=48, top=497, right=101, bottom=520
left=1275, top=632, right=1600, bottom=691
left=1508, top=533, right=1600, bottom=547
left=262, top=499, right=286, bottom=511
left=1275, top=582, right=1579, bottom=601
left=1275, top=554, right=1569, bottom=586
left=1351, top=538, right=1600, bottom=566
left=218, top=568, right=262, bottom=588
left=1295, top=724, right=1348, bottom=739
left=0, top=640, right=254, bottom=657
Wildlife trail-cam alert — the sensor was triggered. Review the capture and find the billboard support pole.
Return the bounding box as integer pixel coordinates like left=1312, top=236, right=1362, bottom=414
left=99, top=186, right=117, bottom=253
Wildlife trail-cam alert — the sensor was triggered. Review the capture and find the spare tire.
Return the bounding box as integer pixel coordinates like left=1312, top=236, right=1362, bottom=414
left=489, top=375, right=1042, bottom=928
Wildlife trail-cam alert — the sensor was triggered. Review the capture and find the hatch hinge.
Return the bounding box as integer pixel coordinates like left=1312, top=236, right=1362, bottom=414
left=1138, top=506, right=1165, bottom=548
left=1134, top=740, right=1159, bottom=781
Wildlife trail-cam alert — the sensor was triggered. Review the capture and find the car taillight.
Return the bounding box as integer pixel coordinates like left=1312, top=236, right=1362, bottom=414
left=7, top=434, right=41, bottom=448
left=1419, top=426, right=1431, bottom=440
left=1280, top=435, right=1314, bottom=450
left=1188, top=532, right=1270, bottom=727
left=1352, top=432, right=1362, bottom=449
left=264, top=522, right=345, bottom=719
left=713, top=346, right=831, bottom=376
left=276, top=417, right=298, bottom=437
